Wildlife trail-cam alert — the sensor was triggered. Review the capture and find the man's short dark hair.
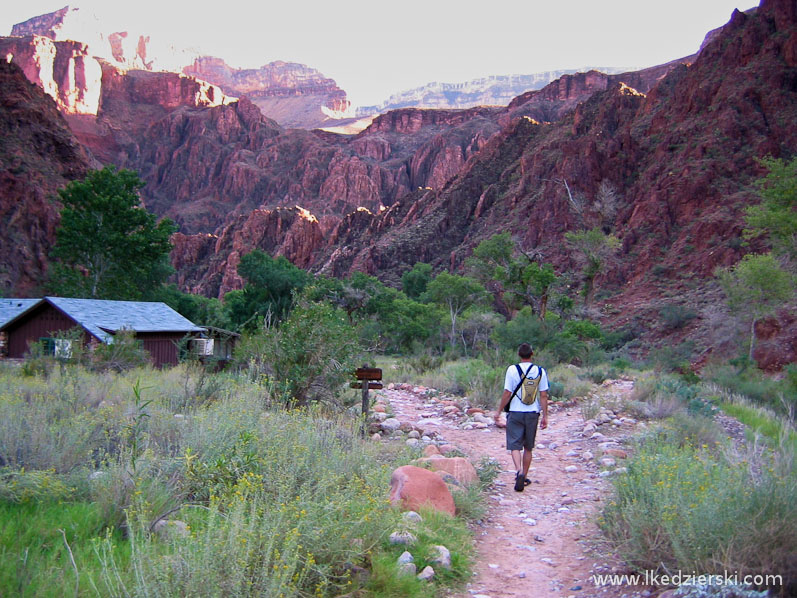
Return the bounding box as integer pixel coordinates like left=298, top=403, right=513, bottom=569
left=518, top=343, right=533, bottom=359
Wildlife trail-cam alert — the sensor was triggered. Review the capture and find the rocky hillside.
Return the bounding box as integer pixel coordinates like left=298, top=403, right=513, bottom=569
left=0, top=60, right=91, bottom=293
left=0, top=0, right=794, bottom=365
left=312, top=0, right=796, bottom=365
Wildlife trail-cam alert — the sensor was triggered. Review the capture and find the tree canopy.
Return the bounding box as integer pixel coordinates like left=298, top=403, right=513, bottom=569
left=49, top=166, right=176, bottom=299
left=466, top=233, right=558, bottom=318
left=744, top=156, right=797, bottom=264
left=423, top=272, right=489, bottom=348
left=718, top=253, right=794, bottom=361
left=564, top=227, right=621, bottom=305
left=225, top=250, right=311, bottom=331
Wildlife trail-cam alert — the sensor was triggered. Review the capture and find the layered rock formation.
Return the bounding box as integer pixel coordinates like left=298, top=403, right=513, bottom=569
left=184, top=57, right=352, bottom=128
left=0, top=36, right=101, bottom=115
left=9, top=6, right=352, bottom=129
left=10, top=5, right=197, bottom=71
left=2, top=0, right=795, bottom=366
left=356, top=67, right=629, bottom=115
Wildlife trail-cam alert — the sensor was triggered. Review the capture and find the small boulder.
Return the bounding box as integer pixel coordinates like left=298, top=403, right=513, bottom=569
left=402, top=511, right=423, bottom=525
left=429, top=545, right=451, bottom=569
left=372, top=404, right=387, bottom=413
left=564, top=465, right=578, bottom=473
left=389, top=531, right=417, bottom=545
left=415, top=456, right=479, bottom=487
left=472, top=413, right=492, bottom=424
left=389, top=465, right=456, bottom=515
left=397, top=551, right=414, bottom=565
left=599, top=457, right=617, bottom=468
left=152, top=519, right=190, bottom=539
left=381, top=418, right=401, bottom=433
left=423, top=444, right=442, bottom=457
left=417, top=566, right=435, bottom=581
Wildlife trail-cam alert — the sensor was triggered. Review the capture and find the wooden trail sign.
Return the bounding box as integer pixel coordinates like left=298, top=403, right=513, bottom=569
left=353, top=366, right=382, bottom=434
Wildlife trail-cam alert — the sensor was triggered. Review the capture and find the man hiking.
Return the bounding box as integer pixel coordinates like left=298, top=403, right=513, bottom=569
left=494, top=342, right=549, bottom=492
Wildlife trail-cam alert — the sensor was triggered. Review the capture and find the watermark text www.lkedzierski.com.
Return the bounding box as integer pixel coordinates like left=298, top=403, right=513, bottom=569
left=591, top=570, right=783, bottom=588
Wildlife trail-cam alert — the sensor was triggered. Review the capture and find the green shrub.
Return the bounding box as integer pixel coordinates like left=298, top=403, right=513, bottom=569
left=235, top=301, right=363, bottom=407
left=90, top=329, right=150, bottom=372
left=705, top=363, right=797, bottom=419
left=0, top=468, right=74, bottom=503
left=659, top=303, right=697, bottom=330
left=601, top=435, right=797, bottom=595
left=0, top=358, right=478, bottom=598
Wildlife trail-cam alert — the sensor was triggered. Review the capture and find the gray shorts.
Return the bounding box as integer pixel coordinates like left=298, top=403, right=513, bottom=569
left=506, top=411, right=540, bottom=451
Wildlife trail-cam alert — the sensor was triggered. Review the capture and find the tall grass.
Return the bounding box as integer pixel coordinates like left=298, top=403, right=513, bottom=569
left=601, top=427, right=797, bottom=595
left=0, top=363, right=474, bottom=598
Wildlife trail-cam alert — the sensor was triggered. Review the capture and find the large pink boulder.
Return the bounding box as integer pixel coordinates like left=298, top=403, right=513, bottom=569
left=389, top=465, right=456, bottom=515
left=415, top=457, right=479, bottom=487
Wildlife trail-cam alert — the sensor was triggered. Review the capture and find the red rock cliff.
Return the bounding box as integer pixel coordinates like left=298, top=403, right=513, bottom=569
left=0, top=59, right=91, bottom=294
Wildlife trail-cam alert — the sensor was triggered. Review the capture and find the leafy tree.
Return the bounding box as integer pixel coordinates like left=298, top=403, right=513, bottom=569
left=306, top=273, right=442, bottom=353
left=259, top=300, right=362, bottom=407
left=401, top=262, right=433, bottom=300
left=718, top=253, right=794, bottom=362
left=49, top=166, right=176, bottom=299
left=744, top=156, right=797, bottom=263
left=564, top=227, right=621, bottom=305
left=225, top=250, right=310, bottom=331
left=466, top=233, right=559, bottom=318
left=422, top=272, right=489, bottom=348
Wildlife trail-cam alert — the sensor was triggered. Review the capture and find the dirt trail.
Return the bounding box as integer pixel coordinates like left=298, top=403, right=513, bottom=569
left=377, top=379, right=647, bottom=598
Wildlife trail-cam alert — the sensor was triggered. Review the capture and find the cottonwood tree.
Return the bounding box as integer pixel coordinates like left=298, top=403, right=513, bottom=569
left=422, top=272, right=489, bottom=349
left=744, top=156, right=797, bottom=266
left=564, top=227, right=621, bottom=305
left=225, top=250, right=310, bottom=331
left=466, top=232, right=559, bottom=319
left=49, top=166, right=176, bottom=299
left=401, top=262, right=433, bottom=300
left=718, top=253, right=793, bottom=361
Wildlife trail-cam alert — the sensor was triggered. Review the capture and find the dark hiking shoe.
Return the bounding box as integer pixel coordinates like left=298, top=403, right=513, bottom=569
left=524, top=478, right=532, bottom=486
left=514, top=472, right=525, bottom=492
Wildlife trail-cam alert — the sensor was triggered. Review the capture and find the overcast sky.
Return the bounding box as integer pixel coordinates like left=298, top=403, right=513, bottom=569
left=1, top=1, right=753, bottom=107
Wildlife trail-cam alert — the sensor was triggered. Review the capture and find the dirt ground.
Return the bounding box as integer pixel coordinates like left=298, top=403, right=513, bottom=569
left=378, top=379, right=654, bottom=598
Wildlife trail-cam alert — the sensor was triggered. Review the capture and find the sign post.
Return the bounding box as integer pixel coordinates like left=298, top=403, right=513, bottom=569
left=352, top=366, right=382, bottom=435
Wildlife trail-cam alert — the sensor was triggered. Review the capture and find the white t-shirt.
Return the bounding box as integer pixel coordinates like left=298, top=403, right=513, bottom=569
left=504, top=362, right=549, bottom=413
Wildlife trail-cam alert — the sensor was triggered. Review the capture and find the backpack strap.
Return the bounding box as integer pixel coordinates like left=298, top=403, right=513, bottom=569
left=504, top=364, right=531, bottom=412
